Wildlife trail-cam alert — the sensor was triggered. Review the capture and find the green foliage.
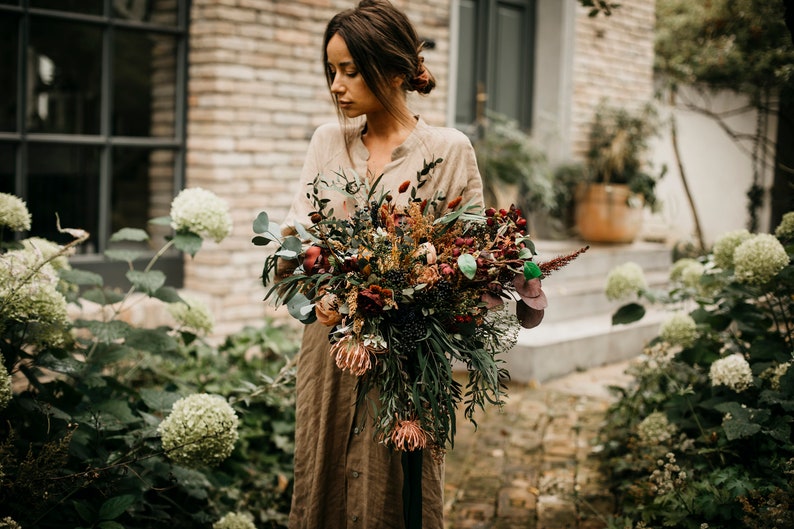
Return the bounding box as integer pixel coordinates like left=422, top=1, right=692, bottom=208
left=0, top=209, right=299, bottom=528
left=655, top=0, right=794, bottom=100
left=599, top=219, right=794, bottom=528
left=474, top=111, right=555, bottom=216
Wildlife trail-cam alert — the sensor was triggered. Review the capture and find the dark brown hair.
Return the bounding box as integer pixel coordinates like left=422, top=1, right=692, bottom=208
left=323, top=0, right=436, bottom=123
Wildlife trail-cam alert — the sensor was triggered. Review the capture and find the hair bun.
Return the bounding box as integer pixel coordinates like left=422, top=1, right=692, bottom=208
left=409, top=58, right=436, bottom=94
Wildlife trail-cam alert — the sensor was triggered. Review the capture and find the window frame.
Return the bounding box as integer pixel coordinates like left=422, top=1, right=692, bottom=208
left=0, top=0, right=190, bottom=285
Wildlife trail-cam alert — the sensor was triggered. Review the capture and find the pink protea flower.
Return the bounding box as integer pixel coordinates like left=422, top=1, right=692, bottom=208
left=330, top=335, right=372, bottom=376
left=391, top=417, right=428, bottom=451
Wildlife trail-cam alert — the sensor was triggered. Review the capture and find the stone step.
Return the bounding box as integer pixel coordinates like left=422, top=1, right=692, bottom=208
left=541, top=269, right=669, bottom=323
left=504, top=309, right=667, bottom=383
left=533, top=239, right=671, bottom=281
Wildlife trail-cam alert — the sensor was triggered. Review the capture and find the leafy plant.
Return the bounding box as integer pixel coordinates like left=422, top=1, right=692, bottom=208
left=598, top=212, right=794, bottom=528
left=0, top=191, right=298, bottom=529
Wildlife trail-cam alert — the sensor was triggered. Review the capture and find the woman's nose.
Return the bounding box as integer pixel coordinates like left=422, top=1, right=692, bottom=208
left=330, top=75, right=344, bottom=94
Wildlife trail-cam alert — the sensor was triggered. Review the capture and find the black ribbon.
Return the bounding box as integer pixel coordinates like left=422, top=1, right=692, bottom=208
left=401, top=449, right=423, bottom=528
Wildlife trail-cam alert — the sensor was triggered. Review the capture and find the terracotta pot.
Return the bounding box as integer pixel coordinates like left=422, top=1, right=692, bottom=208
left=574, top=183, right=643, bottom=244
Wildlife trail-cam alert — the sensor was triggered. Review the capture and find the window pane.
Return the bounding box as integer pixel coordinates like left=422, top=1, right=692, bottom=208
left=0, top=14, right=18, bottom=132
left=29, top=0, right=103, bottom=15
left=27, top=18, right=102, bottom=134
left=455, top=0, right=479, bottom=126
left=492, top=3, right=525, bottom=121
left=27, top=144, right=100, bottom=252
left=113, top=30, right=177, bottom=137
left=0, top=144, right=14, bottom=194
left=111, top=147, right=175, bottom=247
left=113, top=0, right=179, bottom=26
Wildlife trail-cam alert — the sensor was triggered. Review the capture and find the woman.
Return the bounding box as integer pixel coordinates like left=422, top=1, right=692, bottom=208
left=282, top=1, right=483, bottom=527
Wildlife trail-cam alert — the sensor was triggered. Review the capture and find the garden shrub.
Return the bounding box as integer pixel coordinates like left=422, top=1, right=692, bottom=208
left=599, top=212, right=794, bottom=529
left=0, top=191, right=298, bottom=528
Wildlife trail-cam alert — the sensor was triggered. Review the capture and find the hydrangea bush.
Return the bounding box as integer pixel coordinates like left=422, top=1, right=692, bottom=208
left=0, top=191, right=298, bottom=528
left=599, top=216, right=794, bottom=528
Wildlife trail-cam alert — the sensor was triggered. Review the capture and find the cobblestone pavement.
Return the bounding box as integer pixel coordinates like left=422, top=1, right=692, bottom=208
left=443, top=361, right=634, bottom=529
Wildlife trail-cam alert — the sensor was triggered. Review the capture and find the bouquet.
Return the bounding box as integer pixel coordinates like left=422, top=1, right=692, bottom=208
left=253, top=159, right=586, bottom=456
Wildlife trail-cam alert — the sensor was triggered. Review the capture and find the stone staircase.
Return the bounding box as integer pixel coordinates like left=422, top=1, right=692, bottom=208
left=505, top=239, right=672, bottom=383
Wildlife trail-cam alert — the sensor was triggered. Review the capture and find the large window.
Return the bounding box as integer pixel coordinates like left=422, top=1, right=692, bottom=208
left=0, top=0, right=188, bottom=283
left=455, top=0, right=536, bottom=132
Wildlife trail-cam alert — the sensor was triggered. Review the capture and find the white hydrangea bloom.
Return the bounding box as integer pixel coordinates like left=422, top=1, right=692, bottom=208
left=733, top=233, right=789, bottom=285
left=0, top=193, right=32, bottom=232
left=775, top=211, right=794, bottom=241
left=659, top=312, right=698, bottom=348
left=0, top=362, right=12, bottom=411
left=712, top=229, right=751, bottom=270
left=213, top=512, right=256, bottom=529
left=709, top=353, right=753, bottom=392
left=637, top=411, right=677, bottom=445
left=170, top=187, right=233, bottom=243
left=0, top=249, right=70, bottom=346
left=605, top=261, right=647, bottom=301
left=669, top=258, right=698, bottom=282
left=21, top=237, right=73, bottom=271
left=158, top=393, right=239, bottom=468
left=167, top=296, right=214, bottom=336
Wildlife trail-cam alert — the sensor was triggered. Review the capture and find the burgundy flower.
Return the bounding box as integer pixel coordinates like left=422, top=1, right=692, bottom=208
left=357, top=285, right=393, bottom=315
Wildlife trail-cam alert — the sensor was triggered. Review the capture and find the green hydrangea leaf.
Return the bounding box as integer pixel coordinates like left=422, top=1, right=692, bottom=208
left=109, top=228, right=149, bottom=242
left=104, top=249, right=143, bottom=263
left=60, top=268, right=104, bottom=287
left=611, top=303, right=646, bottom=325
left=126, top=270, right=166, bottom=295
left=172, top=232, right=202, bottom=256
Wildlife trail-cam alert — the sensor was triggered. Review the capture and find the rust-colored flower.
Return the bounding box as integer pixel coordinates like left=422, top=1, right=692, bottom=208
left=315, top=292, right=343, bottom=327
left=415, top=264, right=441, bottom=286
left=391, top=417, right=428, bottom=451
left=398, top=180, right=411, bottom=193
left=357, top=284, right=393, bottom=315
left=330, top=335, right=372, bottom=376
left=447, top=196, right=463, bottom=209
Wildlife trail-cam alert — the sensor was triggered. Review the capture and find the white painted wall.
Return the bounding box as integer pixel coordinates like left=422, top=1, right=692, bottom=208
left=645, top=86, right=778, bottom=246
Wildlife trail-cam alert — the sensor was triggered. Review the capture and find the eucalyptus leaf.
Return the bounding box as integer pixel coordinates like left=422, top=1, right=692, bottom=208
left=253, top=211, right=269, bottom=233
left=148, top=216, right=172, bottom=226
left=457, top=253, right=477, bottom=280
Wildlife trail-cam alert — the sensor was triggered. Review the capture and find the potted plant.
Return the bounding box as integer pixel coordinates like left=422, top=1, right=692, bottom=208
left=474, top=111, right=556, bottom=234
left=573, top=103, right=665, bottom=244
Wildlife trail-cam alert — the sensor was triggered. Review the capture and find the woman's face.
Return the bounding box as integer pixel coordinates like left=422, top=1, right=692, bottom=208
left=326, top=33, right=386, bottom=118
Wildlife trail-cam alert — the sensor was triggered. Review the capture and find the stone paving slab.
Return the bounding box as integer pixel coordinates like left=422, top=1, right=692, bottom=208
left=444, top=361, right=633, bottom=529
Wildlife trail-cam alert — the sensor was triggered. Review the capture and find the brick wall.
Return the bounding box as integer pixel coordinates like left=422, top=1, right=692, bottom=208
left=569, top=0, right=656, bottom=159
left=185, top=0, right=451, bottom=337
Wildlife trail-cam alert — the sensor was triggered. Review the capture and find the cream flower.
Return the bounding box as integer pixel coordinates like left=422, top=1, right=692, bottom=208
left=733, top=233, right=789, bottom=285
left=167, top=296, right=215, bottom=336
left=775, top=211, right=794, bottom=242
left=213, top=512, right=256, bottom=529
left=605, top=261, right=647, bottom=301
left=315, top=292, right=343, bottom=327
left=170, top=187, right=233, bottom=243
left=0, top=193, right=32, bottom=232
left=659, top=312, right=698, bottom=348
left=158, top=393, right=239, bottom=468
left=669, top=258, right=704, bottom=290
left=712, top=229, right=751, bottom=270
left=637, top=411, right=676, bottom=445
left=21, top=237, right=73, bottom=271
left=709, top=353, right=753, bottom=392
left=0, top=249, right=70, bottom=346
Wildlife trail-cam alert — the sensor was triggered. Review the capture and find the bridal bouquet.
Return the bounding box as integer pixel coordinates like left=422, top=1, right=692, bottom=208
left=253, top=159, right=586, bottom=455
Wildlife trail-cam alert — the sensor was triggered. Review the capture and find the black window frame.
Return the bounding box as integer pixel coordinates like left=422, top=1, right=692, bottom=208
left=0, top=0, right=190, bottom=286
